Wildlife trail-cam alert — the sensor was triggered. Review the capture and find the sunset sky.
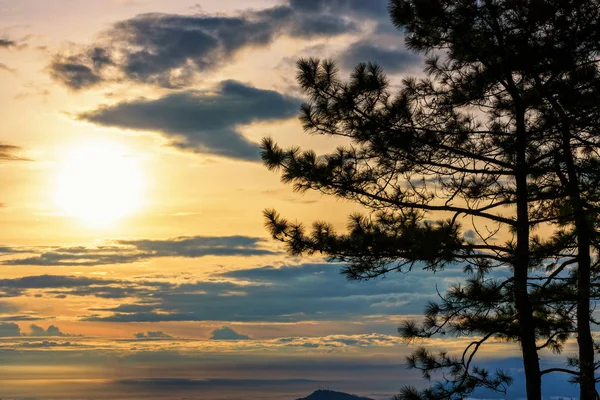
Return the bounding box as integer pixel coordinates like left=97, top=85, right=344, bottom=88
left=0, top=1, right=581, bottom=399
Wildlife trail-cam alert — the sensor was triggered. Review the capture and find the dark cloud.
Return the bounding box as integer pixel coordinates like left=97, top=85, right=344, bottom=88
left=0, top=314, right=46, bottom=321
left=0, top=253, right=504, bottom=324
left=464, top=229, right=477, bottom=239
left=81, top=263, right=451, bottom=323
left=48, top=46, right=112, bottom=88
left=77, top=81, right=301, bottom=160
left=287, top=13, right=359, bottom=38
left=0, top=274, right=168, bottom=300
left=289, top=0, right=397, bottom=35
left=0, top=261, right=491, bottom=324
left=288, top=0, right=389, bottom=19
left=29, top=324, right=69, bottom=337
left=210, top=326, right=251, bottom=341
left=49, top=55, right=103, bottom=90
left=0, top=246, right=21, bottom=253
left=0, top=275, right=119, bottom=297
left=0, top=38, right=17, bottom=48
left=339, top=41, right=421, bottom=72
left=118, top=235, right=279, bottom=258
left=49, top=4, right=361, bottom=90
left=1, top=246, right=146, bottom=267
left=93, top=304, right=159, bottom=313
left=0, top=35, right=28, bottom=52
left=0, top=274, right=115, bottom=289
left=1, top=235, right=278, bottom=266
left=0, top=322, right=21, bottom=336
left=0, top=144, right=28, bottom=161
left=134, top=331, right=174, bottom=339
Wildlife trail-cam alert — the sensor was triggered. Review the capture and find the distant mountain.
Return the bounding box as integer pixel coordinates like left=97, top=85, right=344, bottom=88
left=297, top=389, right=374, bottom=400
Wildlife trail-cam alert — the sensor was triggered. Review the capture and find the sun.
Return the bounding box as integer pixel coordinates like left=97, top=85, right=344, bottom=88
left=54, top=141, right=144, bottom=227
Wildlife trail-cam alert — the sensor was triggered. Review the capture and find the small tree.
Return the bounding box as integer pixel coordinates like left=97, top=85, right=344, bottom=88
left=262, top=1, right=600, bottom=398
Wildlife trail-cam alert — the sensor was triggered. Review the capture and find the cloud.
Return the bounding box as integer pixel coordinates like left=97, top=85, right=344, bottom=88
left=28, top=324, right=70, bottom=337
left=0, top=314, right=46, bottom=321
left=18, top=340, right=78, bottom=348
left=0, top=274, right=178, bottom=301
left=0, top=35, right=28, bottom=51
left=339, top=41, right=421, bottom=72
left=0, top=63, right=15, bottom=73
left=0, top=258, right=491, bottom=324
left=274, top=333, right=400, bottom=349
left=93, top=304, right=160, bottom=313
left=288, top=0, right=389, bottom=20
left=81, top=263, right=449, bottom=322
left=0, top=38, right=17, bottom=48
left=0, top=144, right=28, bottom=161
left=464, top=229, right=477, bottom=239
left=0, top=274, right=138, bottom=299
left=210, top=326, right=251, bottom=341
left=0, top=235, right=278, bottom=266
left=0, top=274, right=115, bottom=289
left=0, top=263, right=482, bottom=324
left=134, top=331, right=174, bottom=339
left=0, top=322, right=21, bottom=336
left=49, top=54, right=104, bottom=90
left=120, top=235, right=279, bottom=257
left=77, top=80, right=300, bottom=160
left=49, top=3, right=362, bottom=90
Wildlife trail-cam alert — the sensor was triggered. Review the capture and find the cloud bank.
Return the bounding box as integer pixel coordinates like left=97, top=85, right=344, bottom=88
left=0, top=235, right=278, bottom=266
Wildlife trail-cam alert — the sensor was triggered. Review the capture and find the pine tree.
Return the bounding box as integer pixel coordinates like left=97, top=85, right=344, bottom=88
left=261, top=1, right=600, bottom=398
left=387, top=1, right=600, bottom=396
left=521, top=2, right=600, bottom=395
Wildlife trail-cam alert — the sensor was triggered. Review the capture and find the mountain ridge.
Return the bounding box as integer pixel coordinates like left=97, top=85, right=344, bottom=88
left=297, top=389, right=374, bottom=400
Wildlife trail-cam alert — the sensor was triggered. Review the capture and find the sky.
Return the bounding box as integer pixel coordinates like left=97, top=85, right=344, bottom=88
left=0, top=1, right=583, bottom=399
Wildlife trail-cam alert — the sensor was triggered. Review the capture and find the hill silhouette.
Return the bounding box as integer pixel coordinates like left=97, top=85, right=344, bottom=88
left=297, top=389, right=374, bottom=400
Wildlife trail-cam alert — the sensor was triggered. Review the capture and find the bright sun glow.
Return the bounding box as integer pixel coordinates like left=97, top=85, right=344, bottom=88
left=55, top=142, right=144, bottom=227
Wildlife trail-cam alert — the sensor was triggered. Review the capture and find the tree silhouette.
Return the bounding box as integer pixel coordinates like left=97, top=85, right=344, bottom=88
left=261, top=1, right=600, bottom=398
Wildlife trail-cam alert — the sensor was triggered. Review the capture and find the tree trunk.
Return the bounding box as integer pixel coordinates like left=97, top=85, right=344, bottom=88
left=541, top=89, right=598, bottom=398
left=575, top=210, right=596, bottom=400
left=560, top=120, right=596, bottom=400
left=514, top=103, right=542, bottom=400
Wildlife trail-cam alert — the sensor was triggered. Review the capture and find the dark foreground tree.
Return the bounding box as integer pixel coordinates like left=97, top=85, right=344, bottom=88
left=261, top=58, right=544, bottom=399
left=261, top=1, right=600, bottom=399
left=387, top=1, right=600, bottom=397
left=520, top=2, right=600, bottom=395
